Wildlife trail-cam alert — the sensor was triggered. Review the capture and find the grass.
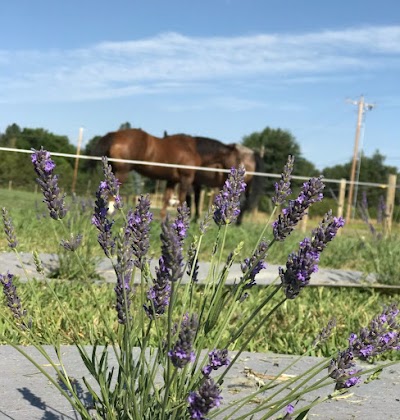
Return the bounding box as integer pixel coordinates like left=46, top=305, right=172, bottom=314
left=2, top=188, right=400, bottom=276
left=1, top=278, right=399, bottom=361
left=1, top=187, right=400, bottom=358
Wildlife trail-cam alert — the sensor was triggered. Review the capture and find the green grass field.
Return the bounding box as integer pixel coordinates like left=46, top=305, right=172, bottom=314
left=1, top=188, right=400, bottom=358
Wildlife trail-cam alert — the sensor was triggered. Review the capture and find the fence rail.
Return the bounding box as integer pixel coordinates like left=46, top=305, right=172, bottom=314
left=0, top=146, right=398, bottom=231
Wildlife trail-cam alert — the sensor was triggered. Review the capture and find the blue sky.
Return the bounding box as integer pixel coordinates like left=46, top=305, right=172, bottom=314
left=1, top=0, right=400, bottom=171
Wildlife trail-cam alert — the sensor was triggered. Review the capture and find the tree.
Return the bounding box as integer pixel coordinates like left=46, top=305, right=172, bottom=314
left=242, top=127, right=318, bottom=211
left=118, top=122, right=132, bottom=131
left=322, top=150, right=399, bottom=216
left=242, top=127, right=317, bottom=176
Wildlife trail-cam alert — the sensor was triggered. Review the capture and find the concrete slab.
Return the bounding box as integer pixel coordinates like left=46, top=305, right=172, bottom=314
left=0, top=252, right=378, bottom=288
left=0, top=345, right=399, bottom=419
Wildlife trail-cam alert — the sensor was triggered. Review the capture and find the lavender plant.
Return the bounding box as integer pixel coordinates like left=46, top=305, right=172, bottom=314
left=0, top=151, right=399, bottom=419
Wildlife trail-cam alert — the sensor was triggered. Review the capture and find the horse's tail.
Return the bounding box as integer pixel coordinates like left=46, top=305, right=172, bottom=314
left=247, top=150, right=265, bottom=211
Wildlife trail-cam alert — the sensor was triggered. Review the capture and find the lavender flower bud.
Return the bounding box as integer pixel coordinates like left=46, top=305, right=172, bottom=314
left=31, top=148, right=67, bottom=220
left=0, top=272, right=29, bottom=327
left=187, top=238, right=200, bottom=283
left=168, top=313, right=198, bottom=368
left=188, top=378, right=222, bottom=419
left=348, top=303, right=400, bottom=360
left=173, top=202, right=191, bottom=241
left=213, top=165, right=246, bottom=226
left=2, top=207, right=18, bottom=249
left=328, top=349, right=361, bottom=390
left=312, top=318, right=337, bottom=347
left=144, top=257, right=171, bottom=318
left=160, top=215, right=185, bottom=282
left=310, top=211, right=345, bottom=253
left=101, top=157, right=123, bottom=210
left=60, top=234, right=83, bottom=252
left=273, top=176, right=325, bottom=241
left=127, top=195, right=153, bottom=269
left=113, top=217, right=137, bottom=324
left=92, top=182, right=115, bottom=257
left=272, top=155, right=294, bottom=206
left=202, top=349, right=230, bottom=376
left=240, top=240, right=269, bottom=291
left=279, top=237, right=320, bottom=299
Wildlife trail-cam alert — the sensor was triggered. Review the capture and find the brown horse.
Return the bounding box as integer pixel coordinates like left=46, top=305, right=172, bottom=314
left=91, top=128, right=201, bottom=217
left=186, top=137, right=265, bottom=224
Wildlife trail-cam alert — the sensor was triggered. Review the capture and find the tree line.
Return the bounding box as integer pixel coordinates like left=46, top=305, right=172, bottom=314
left=0, top=122, right=398, bottom=219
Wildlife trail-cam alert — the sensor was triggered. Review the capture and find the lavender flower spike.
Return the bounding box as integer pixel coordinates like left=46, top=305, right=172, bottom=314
left=127, top=195, right=153, bottom=269
left=310, top=211, right=345, bottom=253
left=60, top=234, right=83, bottom=252
left=202, top=349, right=230, bottom=376
left=92, top=181, right=115, bottom=258
left=188, top=378, right=222, bottom=419
left=101, top=157, right=123, bottom=210
left=348, top=303, right=400, bottom=360
left=2, top=207, right=18, bottom=249
left=272, top=155, right=295, bottom=206
left=143, top=256, right=171, bottom=318
left=213, top=165, right=246, bottom=226
left=273, top=176, right=325, bottom=241
left=280, top=211, right=344, bottom=299
left=279, top=237, right=320, bottom=299
left=0, top=272, right=28, bottom=324
left=31, top=148, right=67, bottom=220
left=168, top=314, right=198, bottom=368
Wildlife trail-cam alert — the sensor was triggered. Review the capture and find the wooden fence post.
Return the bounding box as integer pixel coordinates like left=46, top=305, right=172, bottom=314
left=384, top=174, right=397, bottom=235
left=8, top=180, right=12, bottom=190
left=300, top=213, right=308, bottom=233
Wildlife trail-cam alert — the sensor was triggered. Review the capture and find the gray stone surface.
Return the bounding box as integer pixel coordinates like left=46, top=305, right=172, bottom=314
left=0, top=346, right=399, bottom=419
left=0, top=251, right=380, bottom=288
left=1, top=252, right=399, bottom=419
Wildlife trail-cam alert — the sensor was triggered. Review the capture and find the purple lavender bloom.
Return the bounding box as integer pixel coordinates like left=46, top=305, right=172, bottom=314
left=113, top=214, right=139, bottom=324
left=279, top=237, right=320, bottom=299
left=328, top=349, right=361, bottom=390
left=173, top=202, right=191, bottom=241
left=127, top=195, right=153, bottom=269
left=60, top=234, right=83, bottom=252
left=312, top=318, right=337, bottom=347
left=240, top=240, right=269, bottom=291
left=213, top=165, right=246, bottom=226
left=144, top=256, right=171, bottom=318
left=187, top=239, right=200, bottom=283
left=273, top=176, right=325, bottom=241
left=31, top=148, right=67, bottom=220
left=279, top=211, right=344, bottom=299
left=168, top=314, right=198, bottom=368
left=272, top=156, right=295, bottom=206
left=188, top=378, right=222, bottom=419
left=92, top=182, right=115, bottom=258
left=0, top=272, right=29, bottom=327
left=160, top=215, right=185, bottom=282
left=202, top=349, right=230, bottom=376
left=100, top=157, right=123, bottom=210
left=310, top=211, right=345, bottom=253
left=2, top=208, right=18, bottom=249
left=348, top=303, right=400, bottom=360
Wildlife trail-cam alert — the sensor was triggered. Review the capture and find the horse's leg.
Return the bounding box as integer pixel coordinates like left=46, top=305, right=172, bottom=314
left=162, top=181, right=175, bottom=219
left=193, top=184, right=201, bottom=221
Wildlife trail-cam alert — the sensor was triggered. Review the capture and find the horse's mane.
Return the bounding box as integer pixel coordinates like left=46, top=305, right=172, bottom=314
left=193, top=136, right=235, bottom=155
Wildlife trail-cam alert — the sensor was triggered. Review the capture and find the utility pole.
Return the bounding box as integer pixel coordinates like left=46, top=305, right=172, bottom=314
left=345, top=96, right=374, bottom=221
left=71, top=127, right=84, bottom=193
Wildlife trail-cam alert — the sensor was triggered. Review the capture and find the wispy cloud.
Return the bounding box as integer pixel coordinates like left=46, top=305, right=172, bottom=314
left=1, top=26, right=399, bottom=104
